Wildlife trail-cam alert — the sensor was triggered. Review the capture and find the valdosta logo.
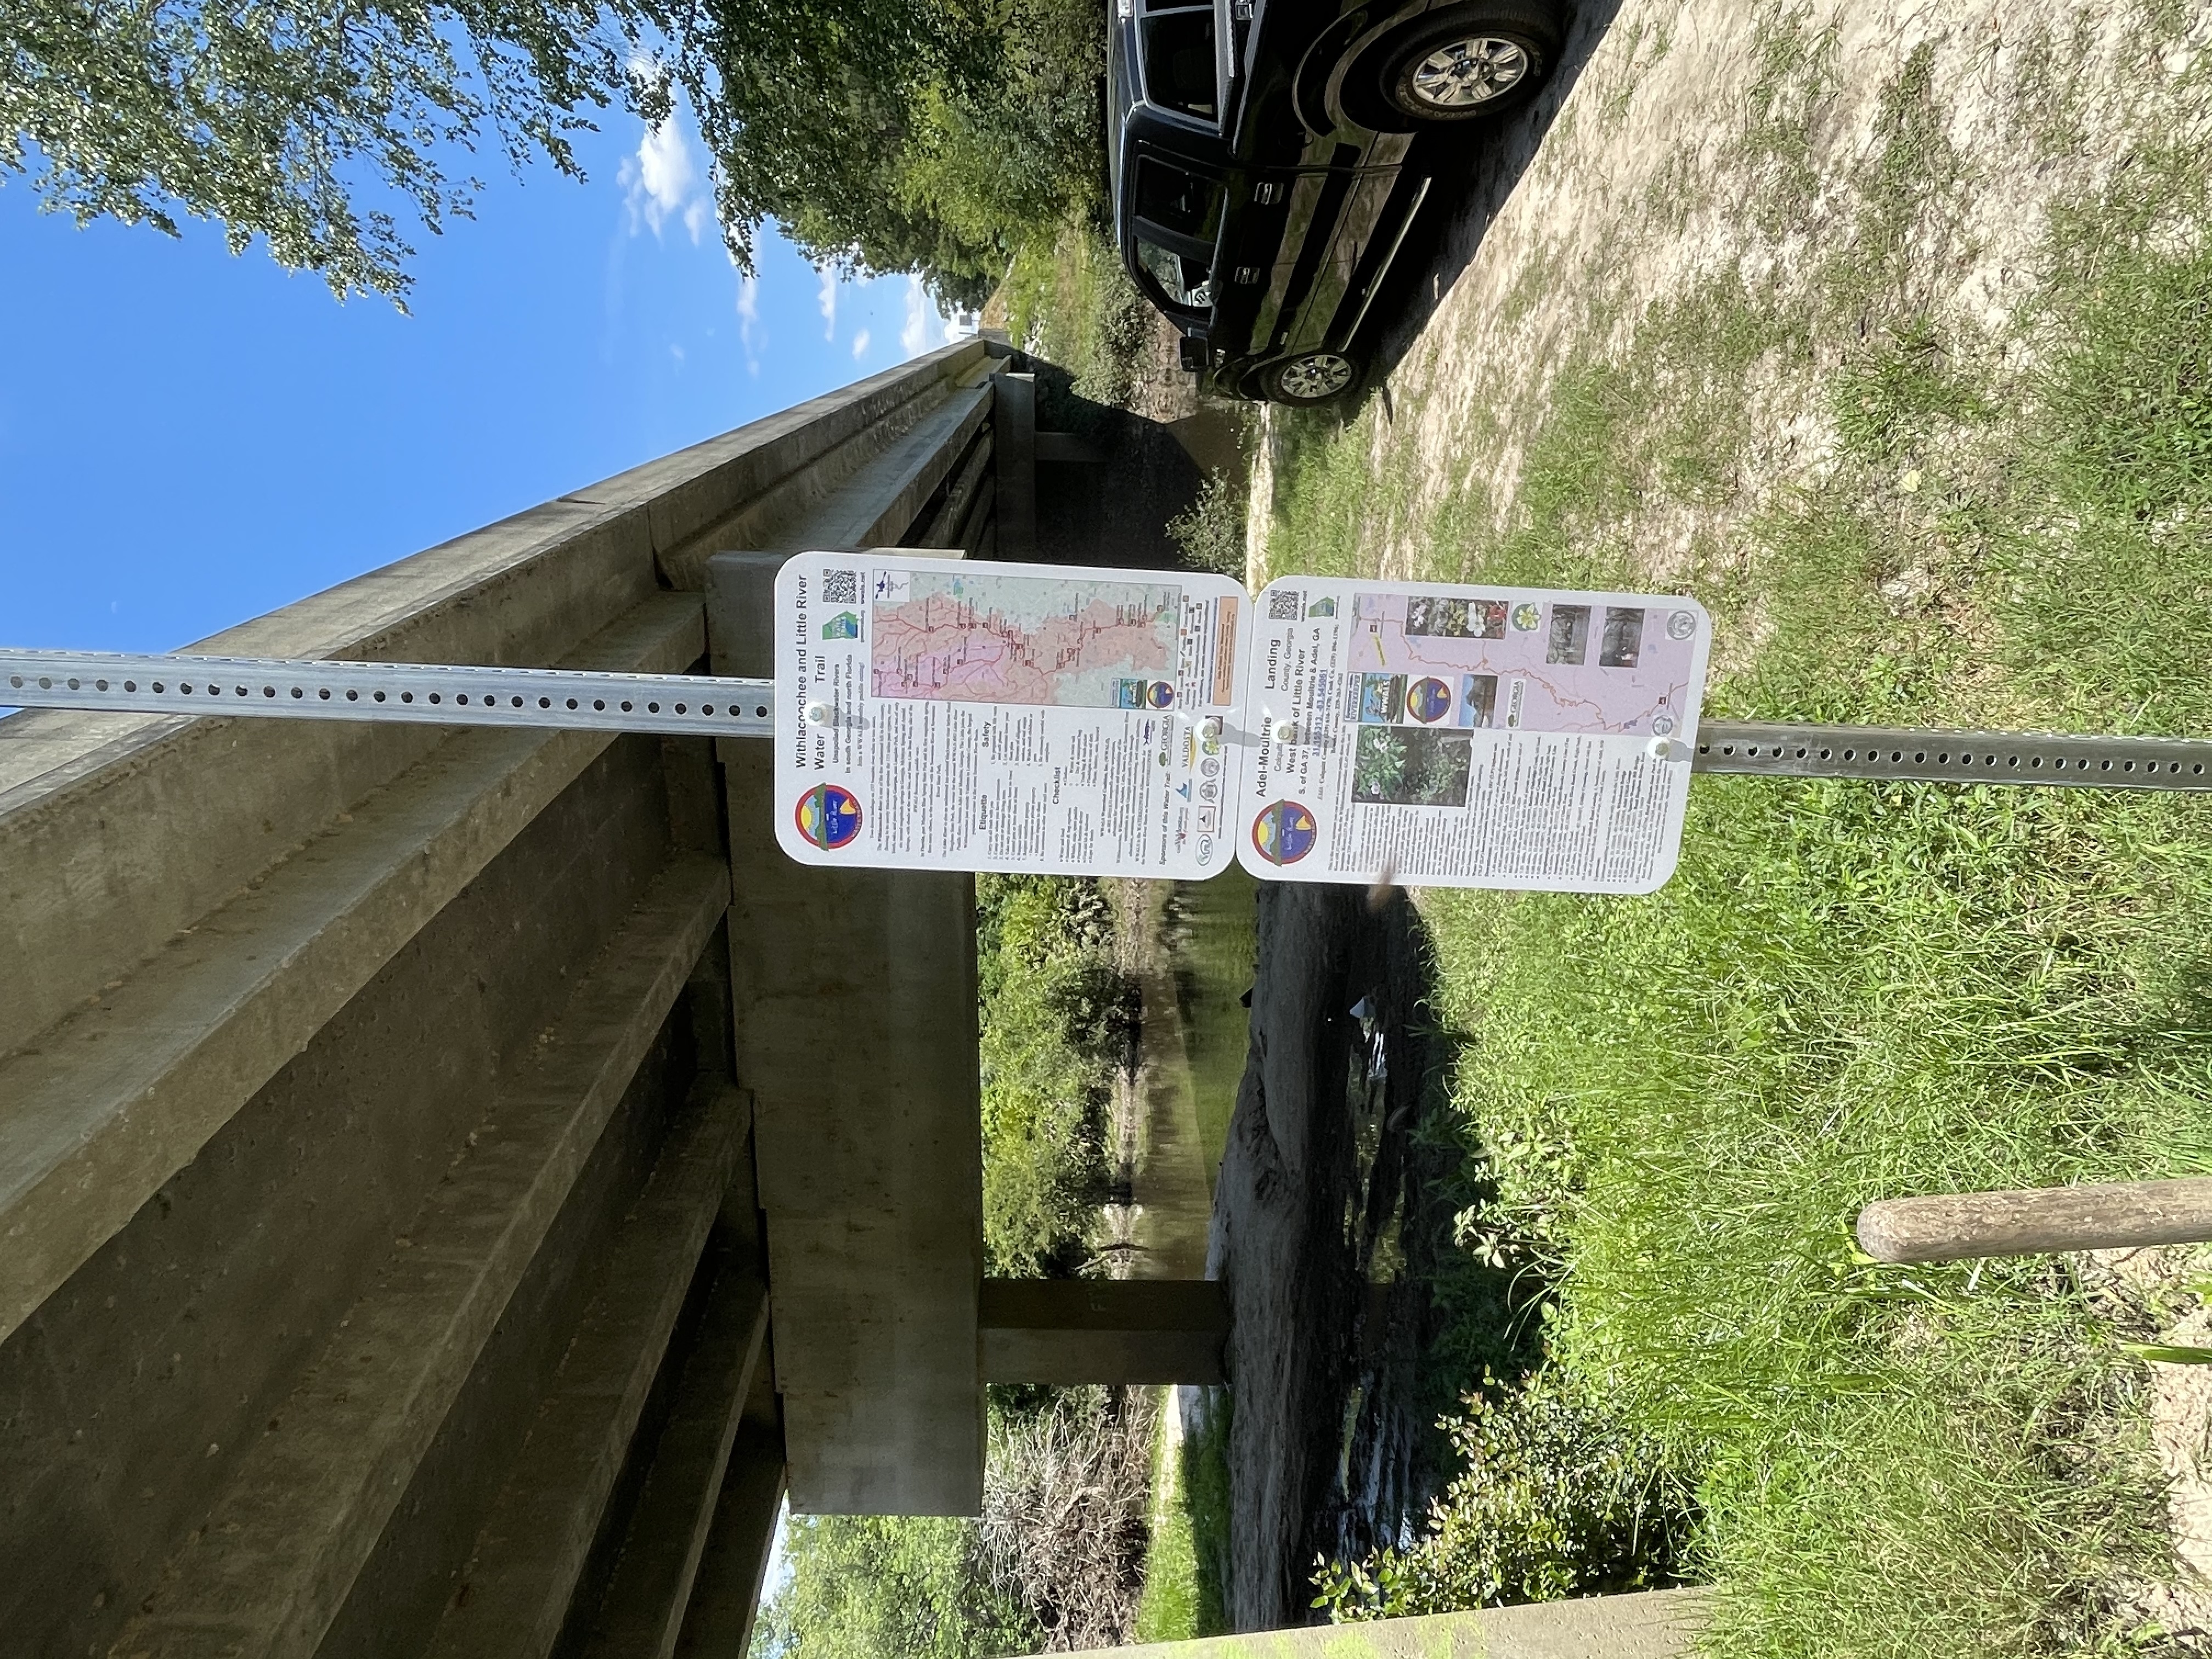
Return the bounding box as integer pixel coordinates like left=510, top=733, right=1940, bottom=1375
left=794, top=783, right=863, bottom=850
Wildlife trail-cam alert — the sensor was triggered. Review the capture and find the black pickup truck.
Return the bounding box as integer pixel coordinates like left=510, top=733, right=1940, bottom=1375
left=1109, top=0, right=1567, bottom=404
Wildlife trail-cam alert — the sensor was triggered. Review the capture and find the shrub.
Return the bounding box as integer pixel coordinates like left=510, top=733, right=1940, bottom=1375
left=1313, top=1368, right=1692, bottom=1620
left=754, top=1514, right=1033, bottom=1659
left=1167, top=470, right=1248, bottom=579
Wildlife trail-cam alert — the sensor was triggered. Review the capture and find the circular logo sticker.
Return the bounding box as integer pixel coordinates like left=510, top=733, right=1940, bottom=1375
left=1510, top=602, right=1543, bottom=632
left=1251, top=800, right=1318, bottom=866
left=1146, top=680, right=1177, bottom=709
left=1667, top=609, right=1699, bottom=640
left=1406, top=677, right=1451, bottom=723
left=794, top=783, right=863, bottom=850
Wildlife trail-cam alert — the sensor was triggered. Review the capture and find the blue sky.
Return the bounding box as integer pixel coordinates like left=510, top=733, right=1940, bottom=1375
left=0, top=105, right=963, bottom=656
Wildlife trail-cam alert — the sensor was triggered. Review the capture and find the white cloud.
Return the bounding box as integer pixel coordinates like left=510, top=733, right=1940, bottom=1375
left=817, top=268, right=838, bottom=340
left=900, top=276, right=934, bottom=359
left=736, top=274, right=761, bottom=376
left=620, top=112, right=706, bottom=242
left=851, top=329, right=872, bottom=359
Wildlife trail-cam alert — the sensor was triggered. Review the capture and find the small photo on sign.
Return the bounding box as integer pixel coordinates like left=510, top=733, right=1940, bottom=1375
left=1406, top=676, right=1452, bottom=724
left=1358, top=674, right=1407, bottom=724
left=1352, top=726, right=1472, bottom=807
left=1405, top=596, right=1506, bottom=639
left=1546, top=605, right=1591, bottom=665
left=1458, top=674, right=1499, bottom=728
left=1599, top=607, right=1645, bottom=669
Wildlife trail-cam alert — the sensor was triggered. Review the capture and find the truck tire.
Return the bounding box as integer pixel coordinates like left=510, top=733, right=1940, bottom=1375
left=1361, top=2, right=1564, bottom=129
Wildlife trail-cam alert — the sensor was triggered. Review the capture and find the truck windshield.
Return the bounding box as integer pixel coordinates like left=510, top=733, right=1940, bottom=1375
left=1141, top=7, right=1218, bottom=124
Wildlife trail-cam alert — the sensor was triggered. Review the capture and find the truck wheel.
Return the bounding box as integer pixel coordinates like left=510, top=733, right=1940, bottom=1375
left=1263, top=352, right=1359, bottom=405
left=1368, top=2, right=1562, bottom=127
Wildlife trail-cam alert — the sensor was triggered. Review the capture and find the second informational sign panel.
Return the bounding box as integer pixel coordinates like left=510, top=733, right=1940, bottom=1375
left=773, top=554, right=1710, bottom=893
left=774, top=552, right=1250, bottom=878
left=1235, top=578, right=1711, bottom=893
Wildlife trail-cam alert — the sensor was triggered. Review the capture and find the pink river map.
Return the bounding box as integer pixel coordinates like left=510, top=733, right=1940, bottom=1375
left=871, top=572, right=1181, bottom=706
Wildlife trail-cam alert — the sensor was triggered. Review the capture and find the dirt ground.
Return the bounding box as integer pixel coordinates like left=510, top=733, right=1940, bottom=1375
left=1250, top=0, right=2212, bottom=605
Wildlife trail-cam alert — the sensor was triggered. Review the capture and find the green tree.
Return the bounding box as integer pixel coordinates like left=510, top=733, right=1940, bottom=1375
left=753, top=1514, right=1035, bottom=1659
left=3, top=0, right=1104, bottom=311
left=1, top=0, right=648, bottom=304
left=974, top=873, right=1127, bottom=1275
left=673, top=0, right=1103, bottom=309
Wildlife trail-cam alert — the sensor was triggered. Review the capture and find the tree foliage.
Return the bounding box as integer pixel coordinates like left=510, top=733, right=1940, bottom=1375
left=1312, top=1369, right=1693, bottom=1621
left=1, top=0, right=645, bottom=303
left=753, top=1515, right=1034, bottom=1659
left=974, top=874, right=1132, bottom=1276
left=672, top=0, right=1104, bottom=308
left=2, top=0, right=1103, bottom=308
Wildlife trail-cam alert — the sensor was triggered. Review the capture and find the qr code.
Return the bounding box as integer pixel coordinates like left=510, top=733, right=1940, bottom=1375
left=823, top=569, right=860, bottom=605
left=1268, top=589, right=1303, bottom=621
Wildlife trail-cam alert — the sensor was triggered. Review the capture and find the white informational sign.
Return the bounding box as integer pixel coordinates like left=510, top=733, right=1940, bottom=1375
left=774, top=552, right=1251, bottom=878
left=1235, top=578, right=1711, bottom=894
left=773, top=555, right=1709, bottom=893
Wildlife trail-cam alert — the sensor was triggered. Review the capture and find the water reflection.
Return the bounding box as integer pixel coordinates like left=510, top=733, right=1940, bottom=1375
left=1108, top=867, right=1256, bottom=1277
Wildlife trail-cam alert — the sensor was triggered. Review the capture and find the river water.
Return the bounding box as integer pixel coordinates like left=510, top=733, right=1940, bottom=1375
left=1110, top=869, right=1257, bottom=1279
left=1109, top=871, right=1474, bottom=1628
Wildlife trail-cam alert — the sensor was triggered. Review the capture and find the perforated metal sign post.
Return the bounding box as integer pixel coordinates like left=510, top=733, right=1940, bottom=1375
left=9, top=645, right=2212, bottom=893
left=0, top=649, right=776, bottom=740
left=1692, top=721, right=2212, bottom=790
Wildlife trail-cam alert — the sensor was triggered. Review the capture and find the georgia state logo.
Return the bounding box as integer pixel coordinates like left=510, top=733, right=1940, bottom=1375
left=794, top=783, right=864, bottom=850
left=1251, top=800, right=1318, bottom=866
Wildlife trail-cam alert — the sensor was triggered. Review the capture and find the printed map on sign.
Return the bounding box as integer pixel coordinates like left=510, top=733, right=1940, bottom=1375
left=871, top=569, right=1182, bottom=707
left=1348, top=591, right=1701, bottom=738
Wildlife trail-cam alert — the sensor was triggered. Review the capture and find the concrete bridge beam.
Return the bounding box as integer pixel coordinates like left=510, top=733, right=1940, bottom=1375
left=0, top=334, right=1068, bottom=1658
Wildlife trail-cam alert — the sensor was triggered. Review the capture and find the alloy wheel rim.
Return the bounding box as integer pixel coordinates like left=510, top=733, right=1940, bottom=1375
left=1408, top=35, right=1530, bottom=108
left=1279, top=354, right=1355, bottom=399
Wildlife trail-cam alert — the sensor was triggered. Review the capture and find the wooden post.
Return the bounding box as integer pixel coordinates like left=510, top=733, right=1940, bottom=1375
left=1857, top=1177, right=2212, bottom=1262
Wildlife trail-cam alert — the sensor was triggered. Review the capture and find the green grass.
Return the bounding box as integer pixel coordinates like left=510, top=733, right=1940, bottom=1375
left=1426, top=774, right=2212, bottom=1655
left=1168, top=865, right=1260, bottom=1175
left=1268, top=17, right=2212, bottom=1655
left=1133, top=1396, right=1202, bottom=1642
left=1134, top=1391, right=1233, bottom=1641
left=999, top=222, right=1153, bottom=409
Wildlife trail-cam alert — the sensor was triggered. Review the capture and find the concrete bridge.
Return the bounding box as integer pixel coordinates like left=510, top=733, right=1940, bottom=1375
left=0, top=336, right=1695, bottom=1658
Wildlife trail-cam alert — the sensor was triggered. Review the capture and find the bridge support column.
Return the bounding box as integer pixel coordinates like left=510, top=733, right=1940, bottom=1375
left=980, top=1279, right=1227, bottom=1385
